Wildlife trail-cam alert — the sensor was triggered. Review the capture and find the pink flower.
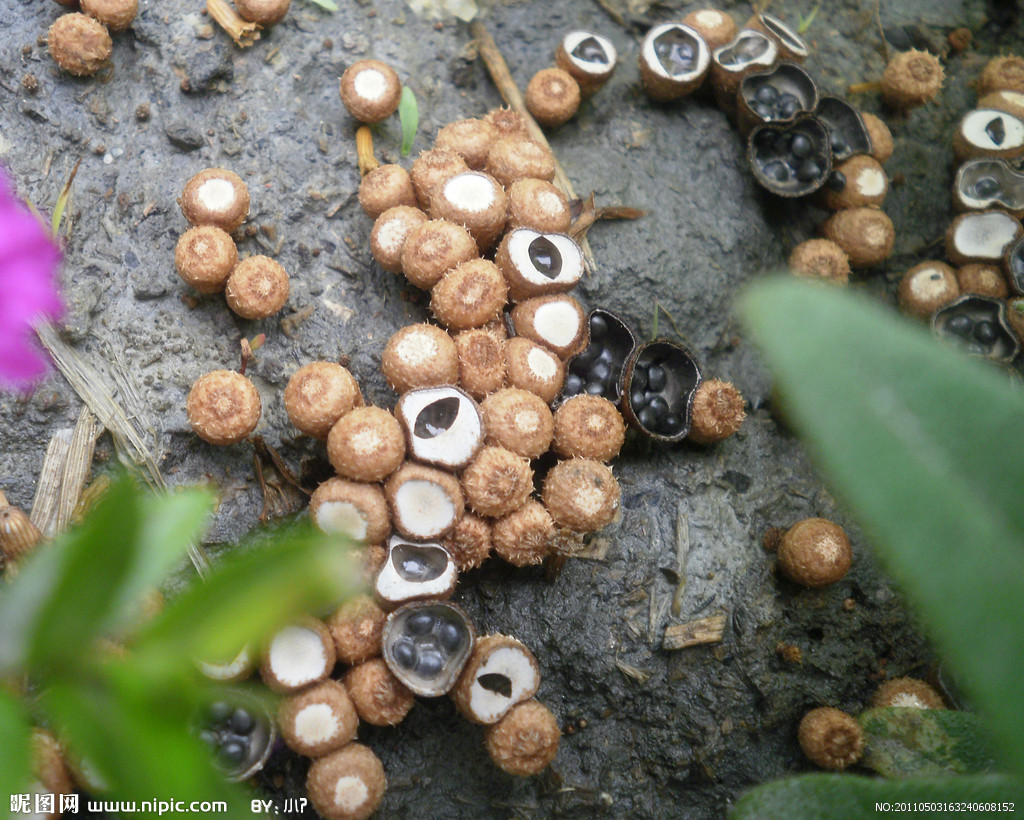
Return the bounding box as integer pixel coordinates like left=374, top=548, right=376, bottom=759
left=0, top=170, right=63, bottom=390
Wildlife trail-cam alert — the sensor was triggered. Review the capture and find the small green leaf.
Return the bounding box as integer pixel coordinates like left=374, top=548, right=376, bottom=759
left=399, top=86, right=419, bottom=157
left=51, top=158, right=81, bottom=239
left=0, top=690, right=32, bottom=805
left=302, top=0, right=338, bottom=10
left=738, top=279, right=1024, bottom=775
left=730, top=773, right=1024, bottom=820
left=860, top=707, right=998, bottom=778
left=797, top=3, right=821, bottom=35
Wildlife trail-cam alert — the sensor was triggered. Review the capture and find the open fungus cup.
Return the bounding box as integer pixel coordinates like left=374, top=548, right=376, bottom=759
left=737, top=62, right=818, bottom=136
left=620, top=339, right=703, bottom=442
left=748, top=115, right=833, bottom=198
left=931, top=294, right=1021, bottom=364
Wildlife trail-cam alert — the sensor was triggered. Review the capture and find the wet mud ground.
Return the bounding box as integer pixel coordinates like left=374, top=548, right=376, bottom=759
left=2, top=0, right=1022, bottom=817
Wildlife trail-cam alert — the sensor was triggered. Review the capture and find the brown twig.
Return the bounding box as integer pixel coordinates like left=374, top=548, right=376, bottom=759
left=847, top=81, right=881, bottom=95
left=569, top=192, right=645, bottom=243
left=470, top=20, right=598, bottom=273
left=206, top=0, right=261, bottom=47
left=356, top=126, right=380, bottom=177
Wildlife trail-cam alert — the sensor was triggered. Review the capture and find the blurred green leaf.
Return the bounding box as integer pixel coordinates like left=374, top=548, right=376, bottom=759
left=0, top=689, right=32, bottom=804
left=399, top=86, right=418, bottom=157
left=135, top=521, right=356, bottom=674
left=739, top=279, right=1024, bottom=775
left=860, top=707, right=997, bottom=778
left=730, top=773, right=1024, bottom=819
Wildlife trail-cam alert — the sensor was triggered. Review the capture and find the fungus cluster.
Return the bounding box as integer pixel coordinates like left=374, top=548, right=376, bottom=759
left=523, top=31, right=618, bottom=128
left=47, top=0, right=137, bottom=77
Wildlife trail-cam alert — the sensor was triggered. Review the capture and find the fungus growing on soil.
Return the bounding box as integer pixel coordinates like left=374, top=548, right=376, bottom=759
left=284, top=361, right=363, bottom=440
left=777, top=517, right=852, bottom=588
left=225, top=255, right=289, bottom=319
left=186, top=369, right=261, bottom=446
left=496, top=229, right=584, bottom=302
left=260, top=620, right=336, bottom=694
left=454, top=327, right=507, bottom=399
left=682, top=9, right=737, bottom=52
left=525, top=68, right=581, bottom=128
left=375, top=535, right=458, bottom=607
left=747, top=12, right=808, bottom=63
left=309, top=478, right=390, bottom=545
left=174, top=226, right=237, bottom=295
left=435, top=118, right=498, bottom=170
left=277, top=680, right=359, bottom=758
left=327, top=596, right=387, bottom=666
left=511, top=294, right=589, bottom=360
left=710, top=30, right=779, bottom=112
left=484, top=699, right=560, bottom=776
left=562, top=309, right=634, bottom=401
left=81, top=0, right=137, bottom=31
left=197, top=645, right=254, bottom=683
left=748, top=117, right=833, bottom=198
left=978, top=55, right=1024, bottom=96
left=371, top=205, right=428, bottom=274
left=739, top=63, right=818, bottom=135
left=233, top=0, right=290, bottom=25
left=339, top=59, right=402, bottom=124
left=384, top=462, right=465, bottom=541
left=957, top=263, right=1008, bottom=299
left=195, top=695, right=275, bottom=781
left=485, top=136, right=556, bottom=188
left=552, top=395, right=625, bottom=461
left=788, top=238, right=851, bottom=285
left=541, top=458, right=620, bottom=532
left=180, top=169, right=250, bottom=233
left=48, top=13, right=112, bottom=76
left=872, top=677, right=947, bottom=709
left=0, top=489, right=43, bottom=563
left=480, top=387, right=554, bottom=459
left=400, top=219, right=478, bottom=290
left=555, top=31, right=617, bottom=96
left=954, top=158, right=1024, bottom=216
left=307, top=744, right=387, bottom=820
left=932, top=294, right=1020, bottom=363
left=452, top=635, right=541, bottom=724
left=821, top=207, right=895, bottom=268
left=897, top=261, right=960, bottom=318
left=344, top=657, right=416, bottom=726
left=327, top=406, right=406, bottom=483
left=859, top=111, right=894, bottom=163
left=819, top=155, right=888, bottom=210
left=687, top=379, right=746, bottom=445
left=798, top=707, right=863, bottom=771
left=953, top=109, right=1024, bottom=161
left=382, top=323, right=460, bottom=394
left=978, top=90, right=1024, bottom=123
left=441, top=513, right=492, bottom=571
left=395, top=386, right=484, bottom=471
left=491, top=501, right=555, bottom=567
left=461, top=446, right=534, bottom=518
left=484, top=107, right=528, bottom=140
left=430, top=258, right=508, bottom=329
left=639, top=23, right=710, bottom=102
left=382, top=601, right=475, bottom=697
left=880, top=49, right=944, bottom=109
left=429, top=171, right=508, bottom=250
left=506, top=179, right=572, bottom=233
left=622, top=340, right=703, bottom=441
left=410, top=149, right=470, bottom=209
left=358, top=164, right=418, bottom=219
left=945, top=210, right=1023, bottom=266
left=504, top=337, right=565, bottom=404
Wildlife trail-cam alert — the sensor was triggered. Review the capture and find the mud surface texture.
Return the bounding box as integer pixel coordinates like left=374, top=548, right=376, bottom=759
left=2, top=0, right=1021, bottom=818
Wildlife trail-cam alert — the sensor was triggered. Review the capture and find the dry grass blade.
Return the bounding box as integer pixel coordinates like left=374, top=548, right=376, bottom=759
left=672, top=509, right=690, bottom=617
left=31, top=429, right=74, bottom=537
left=356, top=126, right=380, bottom=177
left=51, top=158, right=81, bottom=239
left=54, top=407, right=101, bottom=534
left=206, top=0, right=262, bottom=47
left=662, top=613, right=727, bottom=650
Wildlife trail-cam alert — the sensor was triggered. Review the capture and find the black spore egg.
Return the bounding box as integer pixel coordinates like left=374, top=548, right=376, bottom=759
left=562, top=309, right=637, bottom=402
left=193, top=691, right=275, bottom=782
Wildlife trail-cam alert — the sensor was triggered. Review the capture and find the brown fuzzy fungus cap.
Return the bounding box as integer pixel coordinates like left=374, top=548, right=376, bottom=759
left=820, top=155, right=889, bottom=211
left=441, top=512, right=492, bottom=571
left=452, top=635, right=541, bottom=725
left=278, top=679, right=358, bottom=758
left=327, top=406, right=406, bottom=483
left=344, top=657, right=416, bottom=726
left=504, top=337, right=565, bottom=404
left=339, top=60, right=402, bottom=124
left=370, top=205, right=428, bottom=274
left=860, top=112, right=895, bottom=164
left=506, top=179, right=572, bottom=234
left=958, top=263, right=1008, bottom=299
left=175, top=226, right=238, bottom=295
left=485, top=136, right=556, bottom=188
left=180, top=168, right=250, bottom=232
left=81, top=0, right=136, bottom=31
left=307, top=743, right=386, bottom=820
left=880, top=50, right=944, bottom=109
left=481, top=388, right=554, bottom=459
left=978, top=90, right=1024, bottom=123
left=260, top=620, right=336, bottom=694
left=788, top=239, right=851, bottom=285
left=495, top=229, right=584, bottom=302
left=821, top=207, right=895, bottom=268
left=554, top=31, right=618, bottom=96
left=410, top=148, right=470, bottom=209
left=979, top=56, right=1024, bottom=96
left=327, top=596, right=387, bottom=665
left=358, top=164, right=417, bottom=219
left=462, top=446, right=534, bottom=518
left=682, top=9, right=738, bottom=51
left=382, top=323, right=459, bottom=394
left=492, top=501, right=555, bottom=567
left=898, top=262, right=960, bottom=319
left=284, top=361, right=363, bottom=440
left=309, top=478, right=390, bottom=546
left=385, top=462, right=465, bottom=541
left=435, top=118, right=498, bottom=170
left=32, top=729, right=74, bottom=803
left=552, top=395, right=625, bottom=462
left=455, top=327, right=507, bottom=400
left=777, top=517, right=852, bottom=588
left=542, top=458, right=620, bottom=532
left=187, top=370, right=261, bottom=446
left=872, top=677, right=947, bottom=710
left=429, top=171, right=508, bottom=251
left=430, top=258, right=508, bottom=330
left=526, top=68, right=581, bottom=128
left=48, top=13, right=112, bottom=76
left=484, top=107, right=529, bottom=140
left=401, top=219, right=479, bottom=290
left=485, top=699, right=560, bottom=776
left=1, top=489, right=44, bottom=563
left=510, top=294, right=589, bottom=359
left=234, top=0, right=290, bottom=24
left=687, top=380, right=746, bottom=445
left=797, top=707, right=864, bottom=770
left=225, top=255, right=289, bottom=319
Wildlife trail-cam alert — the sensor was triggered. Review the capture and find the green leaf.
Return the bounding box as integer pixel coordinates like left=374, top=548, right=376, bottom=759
left=797, top=3, right=821, bottom=34
left=302, top=0, right=338, bottom=9
left=0, top=689, right=32, bottom=805
left=134, top=521, right=356, bottom=675
left=730, top=773, right=1024, bottom=820
left=738, top=279, right=1024, bottom=775
left=860, top=707, right=998, bottom=778
left=399, top=86, right=418, bottom=157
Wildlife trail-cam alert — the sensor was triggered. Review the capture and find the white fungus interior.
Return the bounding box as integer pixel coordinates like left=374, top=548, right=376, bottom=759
left=468, top=646, right=539, bottom=723
left=952, top=212, right=1020, bottom=258
left=398, top=387, right=482, bottom=468
left=909, top=266, right=954, bottom=302
left=268, top=626, right=327, bottom=687
left=295, top=703, right=340, bottom=745
left=395, top=331, right=438, bottom=368
left=563, top=31, right=616, bottom=74
left=394, top=480, right=456, bottom=536
left=962, top=109, right=1024, bottom=150
left=694, top=9, right=726, bottom=27
left=533, top=301, right=581, bottom=347
left=197, top=178, right=236, bottom=213
left=198, top=645, right=252, bottom=680
left=376, top=537, right=457, bottom=603
left=353, top=68, right=388, bottom=101
left=508, top=229, right=583, bottom=288
left=333, top=776, right=369, bottom=812
left=444, top=173, right=496, bottom=213
left=642, top=23, right=709, bottom=80
left=854, top=167, right=887, bottom=197
left=314, top=501, right=369, bottom=541
left=888, top=693, right=930, bottom=709
left=527, top=347, right=559, bottom=381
